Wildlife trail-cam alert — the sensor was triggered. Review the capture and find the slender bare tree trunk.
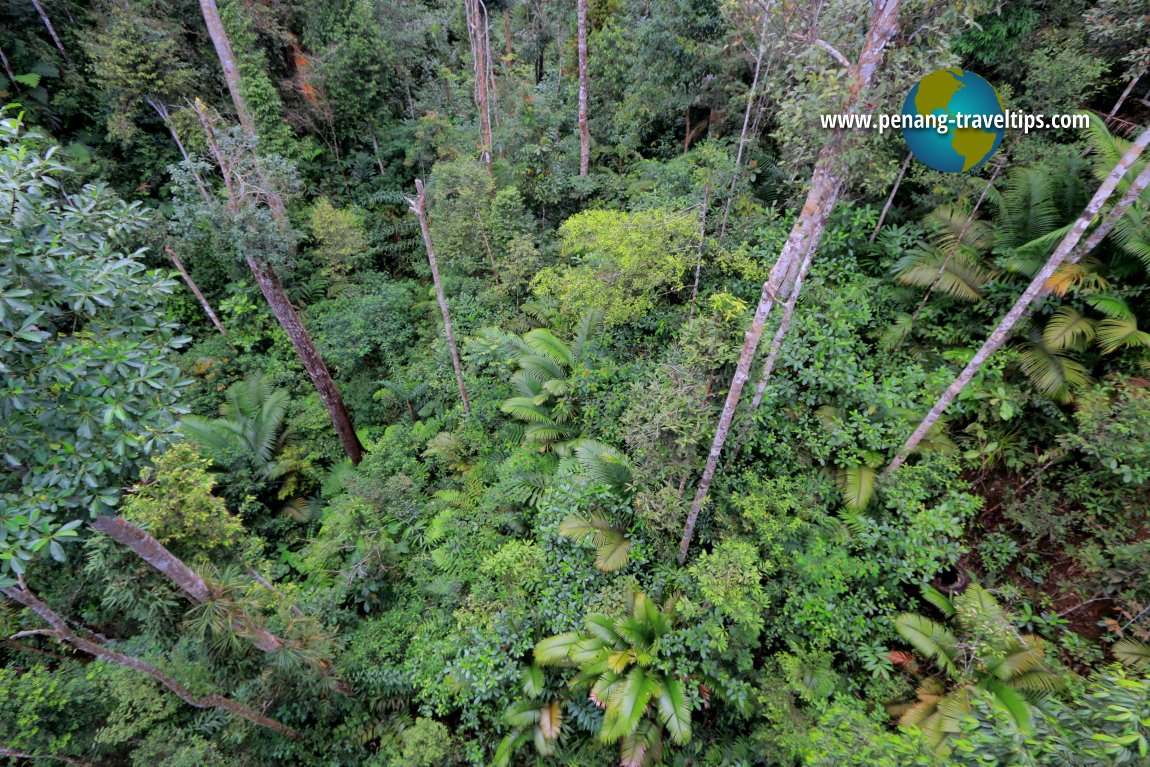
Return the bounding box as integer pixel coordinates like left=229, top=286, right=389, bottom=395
left=245, top=256, right=364, bottom=462
left=165, top=245, right=228, bottom=337
left=369, top=128, right=387, bottom=177
left=410, top=179, right=472, bottom=415
left=2, top=583, right=299, bottom=738
left=678, top=0, right=903, bottom=565
left=503, top=6, right=513, bottom=58
left=1107, top=74, right=1141, bottom=120
left=885, top=126, right=1150, bottom=476
left=689, top=182, right=710, bottom=318
left=576, top=0, right=590, bottom=176
left=465, top=0, right=494, bottom=169
left=29, top=0, right=72, bottom=66
left=720, top=15, right=769, bottom=240
left=731, top=244, right=816, bottom=457
left=198, top=0, right=255, bottom=135
left=194, top=17, right=366, bottom=465
left=0, top=43, right=18, bottom=88
left=146, top=97, right=212, bottom=201
left=0, top=746, right=94, bottom=766
left=869, top=151, right=911, bottom=242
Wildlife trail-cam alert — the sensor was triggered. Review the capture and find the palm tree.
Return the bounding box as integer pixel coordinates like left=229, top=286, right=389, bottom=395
left=180, top=374, right=298, bottom=486
left=498, top=312, right=600, bottom=454
left=558, top=440, right=636, bottom=572
left=889, top=584, right=1065, bottom=751
left=534, top=591, right=694, bottom=767
left=493, top=665, right=564, bottom=766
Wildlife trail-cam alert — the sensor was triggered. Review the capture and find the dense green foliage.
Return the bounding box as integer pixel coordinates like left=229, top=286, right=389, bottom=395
left=1, top=0, right=1149, bottom=764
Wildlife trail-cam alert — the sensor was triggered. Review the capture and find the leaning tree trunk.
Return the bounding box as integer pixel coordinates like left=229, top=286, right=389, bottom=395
left=198, top=0, right=255, bottom=135
left=146, top=97, right=212, bottom=202
left=0, top=43, right=18, bottom=88
left=2, top=583, right=299, bottom=738
left=1107, top=74, right=1141, bottom=121
left=29, top=0, right=72, bottom=66
left=89, top=516, right=282, bottom=654
left=869, top=151, right=911, bottom=241
left=410, top=179, right=472, bottom=415
left=195, top=11, right=365, bottom=465
left=885, top=125, right=1150, bottom=476
left=731, top=244, right=816, bottom=457
left=165, top=245, right=228, bottom=338
left=576, top=0, right=590, bottom=176
left=720, top=14, right=769, bottom=240
left=678, top=0, right=903, bottom=565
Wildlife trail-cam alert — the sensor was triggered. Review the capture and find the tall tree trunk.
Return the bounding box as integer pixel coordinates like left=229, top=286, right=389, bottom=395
left=88, top=516, right=283, bottom=654
left=410, top=179, right=472, bottom=415
left=885, top=126, right=1150, bottom=476
left=246, top=256, right=364, bottom=462
left=2, top=583, right=299, bottom=738
left=198, top=0, right=255, bottom=136
left=165, top=245, right=229, bottom=338
left=194, top=24, right=365, bottom=466
left=576, top=0, right=590, bottom=176
left=503, top=6, right=513, bottom=58
left=89, top=516, right=210, bottom=602
left=677, top=0, right=903, bottom=565
left=1107, top=74, right=1141, bottom=120
left=465, top=0, right=494, bottom=169
left=0, top=43, right=18, bottom=88
left=689, top=182, right=710, bottom=318
left=720, top=15, right=769, bottom=241
left=731, top=244, right=816, bottom=457
left=29, top=0, right=71, bottom=66
left=869, top=151, right=911, bottom=241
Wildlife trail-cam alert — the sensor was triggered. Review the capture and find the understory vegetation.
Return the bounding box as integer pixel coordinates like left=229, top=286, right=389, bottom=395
left=1, top=0, right=1149, bottom=764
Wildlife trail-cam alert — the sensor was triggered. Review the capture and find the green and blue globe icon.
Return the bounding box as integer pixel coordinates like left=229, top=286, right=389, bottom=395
left=902, top=68, right=1005, bottom=173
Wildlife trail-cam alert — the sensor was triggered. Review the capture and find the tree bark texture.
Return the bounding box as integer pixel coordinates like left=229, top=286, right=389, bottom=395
left=198, top=0, right=255, bottom=136
left=165, top=246, right=228, bottom=338
left=411, top=179, right=472, bottom=415
left=1, top=583, right=299, bottom=738
left=576, top=0, right=590, bottom=176
left=678, top=0, right=903, bottom=565
left=884, top=125, right=1150, bottom=476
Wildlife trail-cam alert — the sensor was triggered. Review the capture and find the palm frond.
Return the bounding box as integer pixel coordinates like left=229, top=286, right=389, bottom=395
left=894, top=614, right=960, bottom=678
left=1043, top=306, right=1096, bottom=351
left=1114, top=638, right=1150, bottom=669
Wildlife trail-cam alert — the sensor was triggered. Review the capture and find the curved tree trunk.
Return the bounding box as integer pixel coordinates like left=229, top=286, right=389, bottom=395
left=678, top=0, right=903, bottom=565
left=576, top=0, right=590, bottom=176
left=2, top=584, right=299, bottom=739
left=410, top=179, right=472, bottom=415
left=885, top=126, right=1150, bottom=476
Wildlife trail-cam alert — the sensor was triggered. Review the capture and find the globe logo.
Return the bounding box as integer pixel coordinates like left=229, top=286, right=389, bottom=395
left=901, top=68, right=1005, bottom=173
